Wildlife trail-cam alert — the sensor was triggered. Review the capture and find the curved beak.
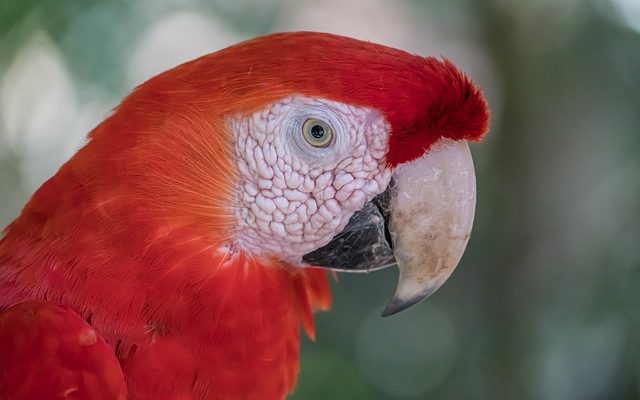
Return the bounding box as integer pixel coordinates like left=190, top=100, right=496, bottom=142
left=382, top=140, right=476, bottom=316
left=302, top=140, right=476, bottom=316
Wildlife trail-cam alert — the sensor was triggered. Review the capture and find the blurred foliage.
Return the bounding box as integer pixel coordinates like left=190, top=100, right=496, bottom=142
left=1, top=0, right=639, bottom=399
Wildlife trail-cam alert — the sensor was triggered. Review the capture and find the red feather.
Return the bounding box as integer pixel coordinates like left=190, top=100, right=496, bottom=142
left=138, top=31, right=490, bottom=166
left=0, top=301, right=126, bottom=399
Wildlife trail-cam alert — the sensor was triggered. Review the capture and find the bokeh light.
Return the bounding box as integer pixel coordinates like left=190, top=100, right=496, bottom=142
left=356, top=304, right=458, bottom=397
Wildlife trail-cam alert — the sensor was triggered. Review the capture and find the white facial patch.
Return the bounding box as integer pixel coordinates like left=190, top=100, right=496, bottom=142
left=229, top=96, right=392, bottom=261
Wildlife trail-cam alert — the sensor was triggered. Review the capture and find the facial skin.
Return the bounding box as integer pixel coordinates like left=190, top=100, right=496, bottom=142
left=231, top=96, right=392, bottom=262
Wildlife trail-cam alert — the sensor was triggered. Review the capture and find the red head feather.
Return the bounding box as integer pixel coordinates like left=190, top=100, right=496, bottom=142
left=129, top=31, right=489, bottom=166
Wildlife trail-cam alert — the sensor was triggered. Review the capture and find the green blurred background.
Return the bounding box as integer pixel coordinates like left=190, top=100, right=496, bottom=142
left=1, top=0, right=639, bottom=399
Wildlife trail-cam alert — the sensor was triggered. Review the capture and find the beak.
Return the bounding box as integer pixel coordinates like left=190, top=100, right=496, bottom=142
left=302, top=140, right=476, bottom=316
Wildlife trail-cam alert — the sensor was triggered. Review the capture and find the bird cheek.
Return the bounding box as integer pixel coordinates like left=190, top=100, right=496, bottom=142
left=342, top=190, right=368, bottom=211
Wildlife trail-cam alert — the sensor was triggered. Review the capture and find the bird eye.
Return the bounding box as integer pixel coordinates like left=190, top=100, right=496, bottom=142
left=302, top=118, right=333, bottom=148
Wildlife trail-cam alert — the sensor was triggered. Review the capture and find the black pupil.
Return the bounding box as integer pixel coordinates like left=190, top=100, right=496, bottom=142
left=310, top=124, right=325, bottom=139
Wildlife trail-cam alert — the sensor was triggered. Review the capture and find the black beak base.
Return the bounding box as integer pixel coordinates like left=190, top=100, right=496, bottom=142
left=302, top=180, right=397, bottom=273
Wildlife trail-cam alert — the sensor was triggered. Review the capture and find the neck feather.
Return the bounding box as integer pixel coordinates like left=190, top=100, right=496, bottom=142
left=0, top=141, right=330, bottom=398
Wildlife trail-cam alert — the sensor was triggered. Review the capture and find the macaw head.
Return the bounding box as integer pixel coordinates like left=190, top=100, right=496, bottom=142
left=91, top=32, right=489, bottom=316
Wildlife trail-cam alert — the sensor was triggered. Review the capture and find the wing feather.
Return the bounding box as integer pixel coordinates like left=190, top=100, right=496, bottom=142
left=0, top=301, right=126, bottom=400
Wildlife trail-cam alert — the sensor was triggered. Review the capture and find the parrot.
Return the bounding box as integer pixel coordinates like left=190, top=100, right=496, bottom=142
left=0, top=31, right=489, bottom=399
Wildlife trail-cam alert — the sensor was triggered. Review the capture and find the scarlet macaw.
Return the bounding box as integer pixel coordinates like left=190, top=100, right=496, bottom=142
left=0, top=32, right=489, bottom=399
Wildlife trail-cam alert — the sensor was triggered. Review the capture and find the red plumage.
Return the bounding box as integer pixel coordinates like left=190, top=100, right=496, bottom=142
left=0, top=32, right=487, bottom=399
left=164, top=31, right=489, bottom=166
left=0, top=301, right=126, bottom=399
